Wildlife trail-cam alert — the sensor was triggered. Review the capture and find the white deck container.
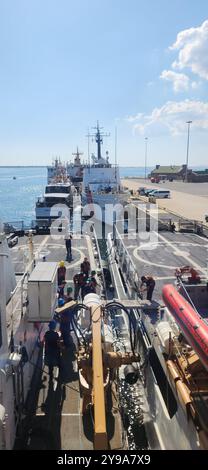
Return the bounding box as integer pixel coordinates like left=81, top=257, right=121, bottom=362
left=28, top=262, right=58, bottom=322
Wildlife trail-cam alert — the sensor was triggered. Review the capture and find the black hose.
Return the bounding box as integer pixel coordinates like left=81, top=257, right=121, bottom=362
left=105, top=302, right=137, bottom=356
left=71, top=316, right=88, bottom=351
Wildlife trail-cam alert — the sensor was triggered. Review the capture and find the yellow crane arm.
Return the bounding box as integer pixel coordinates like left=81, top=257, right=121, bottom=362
left=91, top=303, right=108, bottom=450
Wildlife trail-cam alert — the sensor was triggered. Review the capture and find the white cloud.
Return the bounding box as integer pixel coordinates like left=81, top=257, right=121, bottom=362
left=131, top=100, right=208, bottom=136
left=126, top=113, right=143, bottom=122
left=160, top=70, right=190, bottom=92
left=170, top=19, right=208, bottom=80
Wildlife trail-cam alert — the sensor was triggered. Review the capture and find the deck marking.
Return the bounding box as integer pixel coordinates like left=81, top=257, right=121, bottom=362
left=157, top=232, right=206, bottom=274
left=133, top=232, right=207, bottom=272
left=133, top=247, right=177, bottom=270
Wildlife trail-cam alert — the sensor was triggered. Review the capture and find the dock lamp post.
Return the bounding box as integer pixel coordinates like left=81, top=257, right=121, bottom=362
left=145, top=137, right=148, bottom=180
left=185, top=121, right=192, bottom=182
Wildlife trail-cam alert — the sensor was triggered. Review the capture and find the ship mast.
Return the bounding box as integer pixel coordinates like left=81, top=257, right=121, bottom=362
left=88, top=121, right=110, bottom=161
left=72, top=147, right=83, bottom=166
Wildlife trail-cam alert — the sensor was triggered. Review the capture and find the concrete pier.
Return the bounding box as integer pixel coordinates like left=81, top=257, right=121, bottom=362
left=122, top=178, right=208, bottom=223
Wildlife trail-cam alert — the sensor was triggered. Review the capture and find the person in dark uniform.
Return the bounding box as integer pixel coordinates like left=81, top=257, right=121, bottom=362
left=140, top=276, right=155, bottom=301
left=57, top=261, right=66, bottom=286
left=82, top=271, right=97, bottom=297
left=44, top=320, right=60, bottom=379
left=81, top=257, right=91, bottom=278
left=73, top=273, right=80, bottom=300
left=170, top=222, right=176, bottom=232
left=65, top=233, right=73, bottom=261
left=64, top=286, right=74, bottom=302
left=57, top=298, right=72, bottom=348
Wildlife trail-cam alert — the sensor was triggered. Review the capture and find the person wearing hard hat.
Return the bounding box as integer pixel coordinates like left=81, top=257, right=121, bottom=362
left=44, top=320, right=60, bottom=379
left=57, top=261, right=66, bottom=286
left=64, top=286, right=74, bottom=302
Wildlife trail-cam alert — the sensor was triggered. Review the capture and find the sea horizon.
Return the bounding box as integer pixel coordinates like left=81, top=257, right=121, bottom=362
left=0, top=165, right=208, bottom=224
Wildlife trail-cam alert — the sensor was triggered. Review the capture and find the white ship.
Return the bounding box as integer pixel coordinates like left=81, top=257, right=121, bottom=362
left=66, top=147, right=87, bottom=190
left=35, top=177, right=77, bottom=222
left=82, top=122, right=129, bottom=230
left=47, top=157, right=66, bottom=184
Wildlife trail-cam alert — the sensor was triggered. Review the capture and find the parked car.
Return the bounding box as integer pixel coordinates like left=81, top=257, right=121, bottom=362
left=144, top=189, right=156, bottom=196
left=149, top=190, right=170, bottom=199
left=6, top=233, right=18, bottom=247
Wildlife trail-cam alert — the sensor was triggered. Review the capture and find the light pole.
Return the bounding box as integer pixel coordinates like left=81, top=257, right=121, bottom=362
left=185, top=120, right=192, bottom=182
left=145, top=137, right=148, bottom=180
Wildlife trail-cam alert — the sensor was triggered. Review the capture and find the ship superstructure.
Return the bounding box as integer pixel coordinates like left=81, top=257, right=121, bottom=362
left=82, top=122, right=128, bottom=227
left=47, top=157, right=67, bottom=184
left=35, top=181, right=76, bottom=221
left=67, top=147, right=86, bottom=190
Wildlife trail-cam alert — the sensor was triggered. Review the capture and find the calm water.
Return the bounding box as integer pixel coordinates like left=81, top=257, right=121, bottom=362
left=0, top=165, right=204, bottom=223
left=0, top=166, right=151, bottom=223
left=0, top=167, right=47, bottom=223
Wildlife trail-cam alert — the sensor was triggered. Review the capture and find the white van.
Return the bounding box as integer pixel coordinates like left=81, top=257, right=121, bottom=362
left=150, top=190, right=170, bottom=199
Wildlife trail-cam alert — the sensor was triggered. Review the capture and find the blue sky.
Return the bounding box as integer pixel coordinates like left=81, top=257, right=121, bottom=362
left=0, top=0, right=208, bottom=166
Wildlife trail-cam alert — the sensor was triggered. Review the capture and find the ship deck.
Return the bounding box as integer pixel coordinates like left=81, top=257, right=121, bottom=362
left=11, top=232, right=97, bottom=281
left=113, top=216, right=208, bottom=323
left=12, top=233, right=124, bottom=450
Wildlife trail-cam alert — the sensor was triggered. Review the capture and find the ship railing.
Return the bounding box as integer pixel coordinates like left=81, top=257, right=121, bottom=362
left=113, top=224, right=139, bottom=298
left=7, top=271, right=29, bottom=340
left=3, top=220, right=25, bottom=234
left=92, top=224, right=106, bottom=295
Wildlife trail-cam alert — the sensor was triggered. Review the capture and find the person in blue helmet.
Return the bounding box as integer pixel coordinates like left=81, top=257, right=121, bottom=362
left=44, top=320, right=60, bottom=379
left=58, top=297, right=65, bottom=308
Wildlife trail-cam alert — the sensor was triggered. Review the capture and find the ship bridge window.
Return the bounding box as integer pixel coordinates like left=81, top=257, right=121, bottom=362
left=46, top=186, right=69, bottom=194
left=149, top=348, right=178, bottom=418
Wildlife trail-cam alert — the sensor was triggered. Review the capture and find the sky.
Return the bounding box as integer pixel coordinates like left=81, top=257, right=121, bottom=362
left=0, top=0, right=208, bottom=167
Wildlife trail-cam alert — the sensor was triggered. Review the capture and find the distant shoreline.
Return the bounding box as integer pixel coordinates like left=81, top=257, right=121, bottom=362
left=0, top=166, right=47, bottom=168
left=0, top=165, right=206, bottom=168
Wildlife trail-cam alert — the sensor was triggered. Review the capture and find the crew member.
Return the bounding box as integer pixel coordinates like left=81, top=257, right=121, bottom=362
left=65, top=233, right=73, bottom=261
left=58, top=298, right=71, bottom=348
left=170, top=222, right=176, bottom=233
left=73, top=272, right=81, bottom=300
left=44, top=320, right=60, bottom=379
left=82, top=270, right=97, bottom=297
left=64, top=286, right=74, bottom=302
left=57, top=261, right=66, bottom=286
left=140, top=275, right=155, bottom=302
left=81, top=257, right=91, bottom=278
